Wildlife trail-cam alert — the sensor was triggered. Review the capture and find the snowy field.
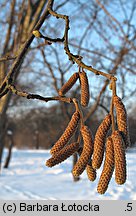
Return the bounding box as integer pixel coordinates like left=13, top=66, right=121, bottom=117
left=0, top=147, right=136, bottom=200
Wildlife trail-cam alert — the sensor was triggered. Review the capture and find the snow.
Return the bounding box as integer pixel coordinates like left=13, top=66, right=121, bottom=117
left=0, top=148, right=136, bottom=200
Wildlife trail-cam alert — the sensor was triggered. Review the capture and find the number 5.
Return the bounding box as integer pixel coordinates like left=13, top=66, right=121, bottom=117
left=127, top=203, right=132, bottom=211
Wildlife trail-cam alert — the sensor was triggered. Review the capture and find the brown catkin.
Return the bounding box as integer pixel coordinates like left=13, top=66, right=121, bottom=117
left=113, top=96, right=131, bottom=148
left=97, top=137, right=114, bottom=194
left=112, top=130, right=126, bottom=185
left=72, top=125, right=94, bottom=177
left=92, top=114, right=112, bottom=169
left=79, top=71, right=90, bottom=107
left=58, top=72, right=79, bottom=96
left=46, top=142, right=79, bottom=167
left=86, top=160, right=96, bottom=182
left=50, top=111, right=80, bottom=155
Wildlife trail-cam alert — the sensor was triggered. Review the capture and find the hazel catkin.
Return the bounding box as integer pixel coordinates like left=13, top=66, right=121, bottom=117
left=72, top=125, right=94, bottom=177
left=50, top=111, right=80, bottom=155
left=58, top=72, right=79, bottom=96
left=97, top=137, right=114, bottom=194
left=112, top=130, right=126, bottom=185
left=79, top=71, right=90, bottom=107
left=46, top=142, right=79, bottom=167
left=92, top=114, right=112, bottom=169
left=113, top=96, right=130, bottom=148
left=86, top=160, right=96, bottom=182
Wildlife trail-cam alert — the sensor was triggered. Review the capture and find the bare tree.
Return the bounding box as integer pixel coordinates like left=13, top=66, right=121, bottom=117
left=0, top=0, right=53, bottom=172
left=0, top=0, right=135, bottom=194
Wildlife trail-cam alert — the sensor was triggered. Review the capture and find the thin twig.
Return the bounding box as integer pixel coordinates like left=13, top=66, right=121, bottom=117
left=0, top=56, right=16, bottom=63
left=73, top=98, right=84, bottom=126
left=8, top=84, right=72, bottom=104
left=110, top=78, right=117, bottom=132
left=48, top=8, right=117, bottom=81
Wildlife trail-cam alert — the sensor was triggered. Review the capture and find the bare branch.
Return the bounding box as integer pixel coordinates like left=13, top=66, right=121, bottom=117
left=48, top=8, right=117, bottom=81
left=8, top=84, right=72, bottom=104
left=0, top=0, right=54, bottom=94
left=0, top=56, right=16, bottom=63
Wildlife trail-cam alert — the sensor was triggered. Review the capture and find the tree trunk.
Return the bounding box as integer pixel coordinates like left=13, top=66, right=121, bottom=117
left=0, top=113, right=7, bottom=172
left=0, top=0, right=48, bottom=173
left=4, top=136, right=14, bottom=169
left=0, top=140, right=5, bottom=172
left=35, top=131, right=40, bottom=150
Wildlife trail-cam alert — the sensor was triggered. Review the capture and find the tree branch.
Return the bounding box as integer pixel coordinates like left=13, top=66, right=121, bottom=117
left=0, top=0, right=54, bottom=94
left=48, top=8, right=117, bottom=81
left=8, top=84, right=72, bottom=104
left=0, top=56, right=16, bottom=63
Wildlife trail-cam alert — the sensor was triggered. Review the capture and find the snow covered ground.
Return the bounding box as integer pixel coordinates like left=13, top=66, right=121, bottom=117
left=0, top=147, right=136, bottom=200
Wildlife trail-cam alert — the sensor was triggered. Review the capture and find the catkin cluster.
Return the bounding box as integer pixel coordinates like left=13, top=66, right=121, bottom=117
left=45, top=68, right=130, bottom=195
left=91, top=96, right=128, bottom=194
left=46, top=69, right=91, bottom=174
left=58, top=70, right=90, bottom=107
left=46, top=109, right=80, bottom=167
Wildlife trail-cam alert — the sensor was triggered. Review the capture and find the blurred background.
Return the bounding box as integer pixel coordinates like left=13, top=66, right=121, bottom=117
left=0, top=0, right=136, bottom=199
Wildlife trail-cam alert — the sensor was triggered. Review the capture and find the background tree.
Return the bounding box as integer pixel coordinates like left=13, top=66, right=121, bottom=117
left=0, top=0, right=56, bottom=172
left=0, top=0, right=136, bottom=175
